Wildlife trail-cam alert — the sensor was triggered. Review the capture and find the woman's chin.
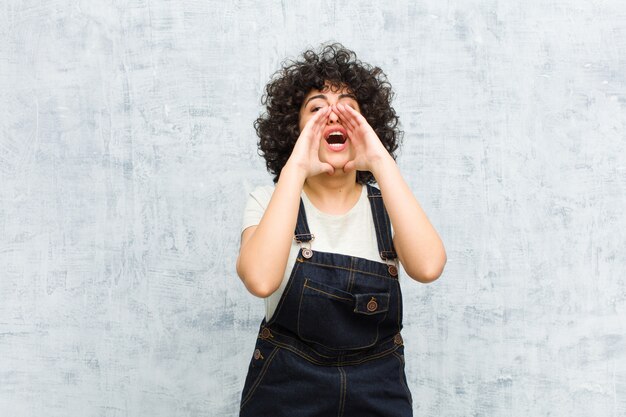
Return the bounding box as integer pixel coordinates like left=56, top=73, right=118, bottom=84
left=324, top=163, right=354, bottom=177
left=320, top=153, right=354, bottom=171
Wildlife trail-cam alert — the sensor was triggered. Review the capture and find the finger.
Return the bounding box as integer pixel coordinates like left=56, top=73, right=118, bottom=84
left=335, top=104, right=359, bottom=131
left=343, top=160, right=356, bottom=174
left=315, top=106, right=332, bottom=130
left=320, top=162, right=335, bottom=175
left=307, top=108, right=330, bottom=140
left=334, top=107, right=354, bottom=137
left=304, top=106, right=330, bottom=134
left=341, top=103, right=366, bottom=124
left=335, top=103, right=356, bottom=117
left=315, top=106, right=331, bottom=123
left=312, top=107, right=331, bottom=144
left=340, top=104, right=369, bottom=131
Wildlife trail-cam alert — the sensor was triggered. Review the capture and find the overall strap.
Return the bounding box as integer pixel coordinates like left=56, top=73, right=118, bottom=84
left=294, top=198, right=314, bottom=243
left=366, top=184, right=398, bottom=261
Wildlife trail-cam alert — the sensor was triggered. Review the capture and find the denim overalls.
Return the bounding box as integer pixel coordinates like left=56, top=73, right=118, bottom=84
left=240, top=185, right=413, bottom=417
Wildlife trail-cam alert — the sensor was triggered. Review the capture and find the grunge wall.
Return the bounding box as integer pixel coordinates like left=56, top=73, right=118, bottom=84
left=1, top=1, right=625, bottom=415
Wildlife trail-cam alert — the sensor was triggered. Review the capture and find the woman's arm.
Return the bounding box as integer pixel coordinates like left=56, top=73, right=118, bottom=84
left=236, top=165, right=306, bottom=297
left=336, top=103, right=446, bottom=283
left=236, top=107, right=333, bottom=297
left=371, top=156, right=447, bottom=283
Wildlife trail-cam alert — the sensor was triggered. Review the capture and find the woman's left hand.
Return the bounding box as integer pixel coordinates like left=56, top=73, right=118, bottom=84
left=335, top=104, right=446, bottom=284
left=334, top=103, right=391, bottom=174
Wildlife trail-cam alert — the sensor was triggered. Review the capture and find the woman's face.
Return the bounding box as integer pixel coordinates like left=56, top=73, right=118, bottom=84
left=298, top=84, right=361, bottom=170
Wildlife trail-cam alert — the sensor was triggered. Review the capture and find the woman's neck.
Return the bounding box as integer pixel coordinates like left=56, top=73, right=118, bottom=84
left=303, top=172, right=363, bottom=215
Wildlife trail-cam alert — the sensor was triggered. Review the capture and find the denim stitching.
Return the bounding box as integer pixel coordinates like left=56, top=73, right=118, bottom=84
left=295, top=198, right=312, bottom=241
left=272, top=327, right=388, bottom=359
left=240, top=346, right=280, bottom=409
left=303, top=281, right=353, bottom=303
left=393, top=351, right=413, bottom=406
left=260, top=333, right=401, bottom=366
left=374, top=188, right=389, bottom=260
left=300, top=260, right=395, bottom=280
left=353, top=294, right=390, bottom=315
left=368, top=192, right=387, bottom=261
left=268, top=327, right=390, bottom=360
left=367, top=185, right=398, bottom=262
left=297, top=279, right=386, bottom=351
left=266, top=262, right=301, bottom=326
left=337, top=366, right=346, bottom=417
left=346, top=257, right=356, bottom=293
left=396, top=280, right=402, bottom=328
left=370, top=187, right=397, bottom=261
left=296, top=278, right=306, bottom=344
left=382, top=202, right=397, bottom=259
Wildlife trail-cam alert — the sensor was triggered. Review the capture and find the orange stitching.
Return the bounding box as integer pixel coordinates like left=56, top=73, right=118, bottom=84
left=266, top=262, right=301, bottom=326
left=346, top=257, right=356, bottom=293
left=383, top=206, right=396, bottom=259
left=337, top=366, right=346, bottom=417
left=296, top=279, right=307, bottom=342
left=263, top=334, right=400, bottom=366
left=393, top=352, right=413, bottom=405
left=396, top=281, right=402, bottom=328
left=304, top=283, right=352, bottom=302
left=297, top=276, right=392, bottom=351
left=298, top=260, right=396, bottom=280
left=371, top=193, right=386, bottom=260
left=240, top=346, right=280, bottom=409
left=368, top=185, right=397, bottom=262
left=270, top=324, right=397, bottom=356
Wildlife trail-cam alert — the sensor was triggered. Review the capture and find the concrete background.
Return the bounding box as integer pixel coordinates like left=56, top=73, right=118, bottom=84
left=1, top=1, right=625, bottom=416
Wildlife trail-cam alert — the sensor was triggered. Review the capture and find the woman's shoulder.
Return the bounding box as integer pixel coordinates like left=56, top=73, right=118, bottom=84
left=241, top=184, right=275, bottom=231
left=247, top=184, right=275, bottom=209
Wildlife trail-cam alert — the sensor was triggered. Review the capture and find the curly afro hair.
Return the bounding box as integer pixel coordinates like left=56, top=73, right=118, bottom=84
left=254, top=43, right=402, bottom=184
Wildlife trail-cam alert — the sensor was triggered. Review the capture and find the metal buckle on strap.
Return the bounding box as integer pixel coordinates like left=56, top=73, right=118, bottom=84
left=294, top=234, right=314, bottom=244
left=380, top=250, right=397, bottom=260
left=295, top=234, right=314, bottom=259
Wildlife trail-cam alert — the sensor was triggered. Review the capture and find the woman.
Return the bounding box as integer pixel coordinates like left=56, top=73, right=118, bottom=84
left=237, top=43, right=446, bottom=416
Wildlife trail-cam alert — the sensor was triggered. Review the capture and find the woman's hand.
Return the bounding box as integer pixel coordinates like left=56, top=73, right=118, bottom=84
left=334, top=103, right=392, bottom=174
left=335, top=103, right=446, bottom=283
left=285, top=106, right=335, bottom=178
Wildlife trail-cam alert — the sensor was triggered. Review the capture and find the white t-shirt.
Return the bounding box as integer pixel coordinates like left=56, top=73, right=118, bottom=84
left=241, top=185, right=391, bottom=320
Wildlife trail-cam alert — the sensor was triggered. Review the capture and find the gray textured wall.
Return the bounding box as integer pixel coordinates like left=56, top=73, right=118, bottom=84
left=1, top=1, right=625, bottom=416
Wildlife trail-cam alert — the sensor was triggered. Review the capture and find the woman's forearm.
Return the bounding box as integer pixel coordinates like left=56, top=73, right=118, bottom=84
left=236, top=163, right=306, bottom=297
left=371, top=155, right=447, bottom=283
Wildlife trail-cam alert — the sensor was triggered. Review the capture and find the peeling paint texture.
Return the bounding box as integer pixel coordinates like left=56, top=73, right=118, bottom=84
left=1, top=1, right=625, bottom=416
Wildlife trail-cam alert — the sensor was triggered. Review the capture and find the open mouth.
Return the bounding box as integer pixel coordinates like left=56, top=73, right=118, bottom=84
left=325, top=131, right=347, bottom=149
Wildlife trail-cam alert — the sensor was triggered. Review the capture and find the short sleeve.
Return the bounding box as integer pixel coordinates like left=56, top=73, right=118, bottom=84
left=241, top=185, right=275, bottom=233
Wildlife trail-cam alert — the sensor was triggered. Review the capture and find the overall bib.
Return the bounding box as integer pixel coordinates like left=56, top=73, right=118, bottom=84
left=240, top=185, right=413, bottom=417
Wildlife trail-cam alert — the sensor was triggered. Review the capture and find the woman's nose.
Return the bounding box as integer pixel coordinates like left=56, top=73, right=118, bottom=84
left=328, top=106, right=339, bottom=123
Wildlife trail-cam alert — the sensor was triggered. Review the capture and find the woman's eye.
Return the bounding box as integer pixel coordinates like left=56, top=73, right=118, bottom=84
left=311, top=106, right=322, bottom=112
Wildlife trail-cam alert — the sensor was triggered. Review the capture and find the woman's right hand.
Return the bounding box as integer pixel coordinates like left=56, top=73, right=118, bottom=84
left=238, top=107, right=333, bottom=297
left=284, top=106, right=334, bottom=178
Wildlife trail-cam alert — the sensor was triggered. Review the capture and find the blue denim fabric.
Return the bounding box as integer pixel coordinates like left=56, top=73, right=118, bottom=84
left=240, top=186, right=413, bottom=417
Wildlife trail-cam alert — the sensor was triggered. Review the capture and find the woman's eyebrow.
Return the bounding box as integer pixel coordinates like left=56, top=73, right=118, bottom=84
left=303, top=94, right=326, bottom=106
left=304, top=93, right=358, bottom=107
left=338, top=93, right=357, bottom=101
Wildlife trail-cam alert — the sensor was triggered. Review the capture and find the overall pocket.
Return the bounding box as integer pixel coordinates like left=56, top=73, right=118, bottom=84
left=297, top=278, right=389, bottom=350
